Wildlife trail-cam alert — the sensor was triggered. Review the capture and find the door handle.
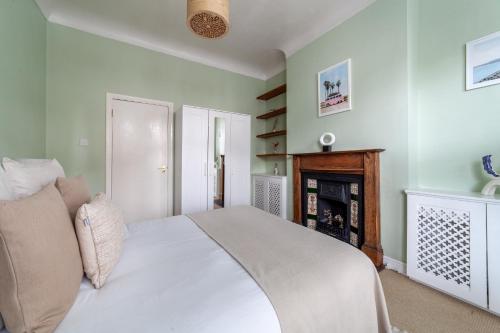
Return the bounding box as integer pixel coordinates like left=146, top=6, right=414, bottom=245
left=158, top=165, right=167, bottom=173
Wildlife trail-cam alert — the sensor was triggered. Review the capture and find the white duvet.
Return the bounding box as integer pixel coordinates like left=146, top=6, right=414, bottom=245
left=53, top=216, right=281, bottom=333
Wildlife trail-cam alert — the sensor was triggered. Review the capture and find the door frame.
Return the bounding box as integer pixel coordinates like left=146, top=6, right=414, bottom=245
left=106, top=93, right=174, bottom=216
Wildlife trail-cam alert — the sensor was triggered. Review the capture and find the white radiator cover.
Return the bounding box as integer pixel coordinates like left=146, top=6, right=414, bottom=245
left=406, top=189, right=500, bottom=314
left=253, top=174, right=287, bottom=219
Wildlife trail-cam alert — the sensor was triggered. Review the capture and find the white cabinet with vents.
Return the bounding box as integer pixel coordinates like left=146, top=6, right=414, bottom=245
left=253, top=174, right=287, bottom=219
left=406, top=189, right=500, bottom=313
left=488, top=203, right=500, bottom=314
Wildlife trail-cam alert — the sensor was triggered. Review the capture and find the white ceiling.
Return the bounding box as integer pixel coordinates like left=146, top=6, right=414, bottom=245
left=35, top=0, right=375, bottom=80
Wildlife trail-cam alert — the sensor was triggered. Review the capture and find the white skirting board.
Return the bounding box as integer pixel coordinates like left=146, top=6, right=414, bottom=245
left=384, top=256, right=407, bottom=275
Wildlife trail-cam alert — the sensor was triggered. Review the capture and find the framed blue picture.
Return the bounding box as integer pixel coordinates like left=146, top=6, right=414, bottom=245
left=318, top=59, right=352, bottom=117
left=466, top=31, right=500, bottom=90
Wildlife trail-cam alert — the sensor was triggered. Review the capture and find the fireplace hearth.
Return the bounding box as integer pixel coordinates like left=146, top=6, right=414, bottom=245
left=303, top=173, right=364, bottom=248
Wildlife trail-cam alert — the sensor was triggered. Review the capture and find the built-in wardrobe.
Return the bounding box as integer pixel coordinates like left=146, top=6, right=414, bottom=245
left=175, top=105, right=251, bottom=215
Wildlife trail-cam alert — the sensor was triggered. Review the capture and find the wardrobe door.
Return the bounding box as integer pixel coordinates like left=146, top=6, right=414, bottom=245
left=207, top=110, right=231, bottom=210
left=181, top=106, right=209, bottom=214
left=228, top=113, right=251, bottom=206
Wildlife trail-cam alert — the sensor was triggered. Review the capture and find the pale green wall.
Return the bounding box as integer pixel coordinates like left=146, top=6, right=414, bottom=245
left=46, top=23, right=266, bottom=193
left=0, top=0, right=46, bottom=158
left=413, top=0, right=500, bottom=192
left=286, top=0, right=409, bottom=261
left=5, top=0, right=499, bottom=263
left=286, top=0, right=500, bottom=262
left=407, top=0, right=419, bottom=188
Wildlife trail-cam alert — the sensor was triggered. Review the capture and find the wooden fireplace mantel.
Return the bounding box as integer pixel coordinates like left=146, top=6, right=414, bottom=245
left=292, top=149, right=385, bottom=269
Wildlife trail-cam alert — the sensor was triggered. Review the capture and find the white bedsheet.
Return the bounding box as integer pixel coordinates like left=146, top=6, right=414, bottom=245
left=49, top=215, right=280, bottom=333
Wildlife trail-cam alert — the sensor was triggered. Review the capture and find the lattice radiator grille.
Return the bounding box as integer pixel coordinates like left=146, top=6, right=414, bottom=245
left=254, top=180, right=265, bottom=211
left=268, top=182, right=282, bottom=216
left=416, top=205, right=471, bottom=287
left=252, top=176, right=286, bottom=219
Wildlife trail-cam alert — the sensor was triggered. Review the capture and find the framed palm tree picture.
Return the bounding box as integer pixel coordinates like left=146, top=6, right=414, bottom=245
left=318, top=59, right=352, bottom=117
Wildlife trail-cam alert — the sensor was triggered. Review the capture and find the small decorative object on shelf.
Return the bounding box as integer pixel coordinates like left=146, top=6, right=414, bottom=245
left=319, top=132, right=336, bottom=152
left=272, top=118, right=279, bottom=132
left=273, top=163, right=279, bottom=176
left=273, top=142, right=280, bottom=153
left=481, top=155, right=500, bottom=196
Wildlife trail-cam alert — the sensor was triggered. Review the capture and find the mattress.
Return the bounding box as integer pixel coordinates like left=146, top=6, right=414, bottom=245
left=41, top=215, right=280, bottom=333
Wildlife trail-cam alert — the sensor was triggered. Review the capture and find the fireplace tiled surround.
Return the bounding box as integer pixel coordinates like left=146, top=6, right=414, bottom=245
left=292, top=149, right=385, bottom=269
left=303, top=173, right=364, bottom=248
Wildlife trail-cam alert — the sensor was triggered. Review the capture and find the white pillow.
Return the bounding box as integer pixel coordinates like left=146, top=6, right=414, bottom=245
left=0, top=167, right=14, bottom=200
left=16, top=158, right=53, bottom=166
left=2, top=158, right=65, bottom=199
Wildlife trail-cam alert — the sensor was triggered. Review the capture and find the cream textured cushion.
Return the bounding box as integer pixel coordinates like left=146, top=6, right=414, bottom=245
left=55, top=176, right=91, bottom=221
left=2, top=158, right=65, bottom=199
left=75, top=193, right=124, bottom=288
left=0, top=184, right=83, bottom=333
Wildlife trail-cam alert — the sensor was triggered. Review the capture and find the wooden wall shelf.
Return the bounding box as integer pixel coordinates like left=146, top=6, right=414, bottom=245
left=256, top=153, right=288, bottom=158
left=256, top=84, right=287, bottom=160
left=257, top=107, right=287, bottom=120
left=257, top=84, right=286, bottom=101
left=256, top=130, right=287, bottom=139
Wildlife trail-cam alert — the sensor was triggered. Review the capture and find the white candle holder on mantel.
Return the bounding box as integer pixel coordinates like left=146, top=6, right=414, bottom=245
left=319, top=132, right=336, bottom=152
left=481, top=155, right=500, bottom=196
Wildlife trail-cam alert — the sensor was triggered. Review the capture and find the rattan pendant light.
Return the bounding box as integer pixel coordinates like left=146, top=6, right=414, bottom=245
left=187, top=0, right=229, bottom=39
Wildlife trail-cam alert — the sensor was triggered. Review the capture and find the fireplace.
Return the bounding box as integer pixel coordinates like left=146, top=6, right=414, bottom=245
left=302, top=173, right=364, bottom=248
left=292, top=149, right=384, bottom=269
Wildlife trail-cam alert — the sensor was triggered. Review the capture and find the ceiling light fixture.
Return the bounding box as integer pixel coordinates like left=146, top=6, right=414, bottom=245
left=187, top=0, right=229, bottom=39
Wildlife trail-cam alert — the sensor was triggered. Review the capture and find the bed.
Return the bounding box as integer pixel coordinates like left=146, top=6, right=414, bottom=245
left=0, top=206, right=390, bottom=333
left=57, top=214, right=281, bottom=333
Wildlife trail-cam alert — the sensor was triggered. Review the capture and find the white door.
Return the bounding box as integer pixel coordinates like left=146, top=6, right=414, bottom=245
left=228, top=113, right=251, bottom=206
left=208, top=110, right=231, bottom=210
left=180, top=106, right=209, bottom=214
left=110, top=99, right=170, bottom=223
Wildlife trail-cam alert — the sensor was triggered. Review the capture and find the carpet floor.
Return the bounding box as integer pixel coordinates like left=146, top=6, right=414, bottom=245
left=380, top=270, right=500, bottom=333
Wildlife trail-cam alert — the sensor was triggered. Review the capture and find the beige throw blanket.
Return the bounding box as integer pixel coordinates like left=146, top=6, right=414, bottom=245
left=188, top=206, right=391, bottom=333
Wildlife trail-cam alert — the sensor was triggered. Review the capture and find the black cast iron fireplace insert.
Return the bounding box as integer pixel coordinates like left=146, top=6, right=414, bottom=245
left=301, top=172, right=364, bottom=248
